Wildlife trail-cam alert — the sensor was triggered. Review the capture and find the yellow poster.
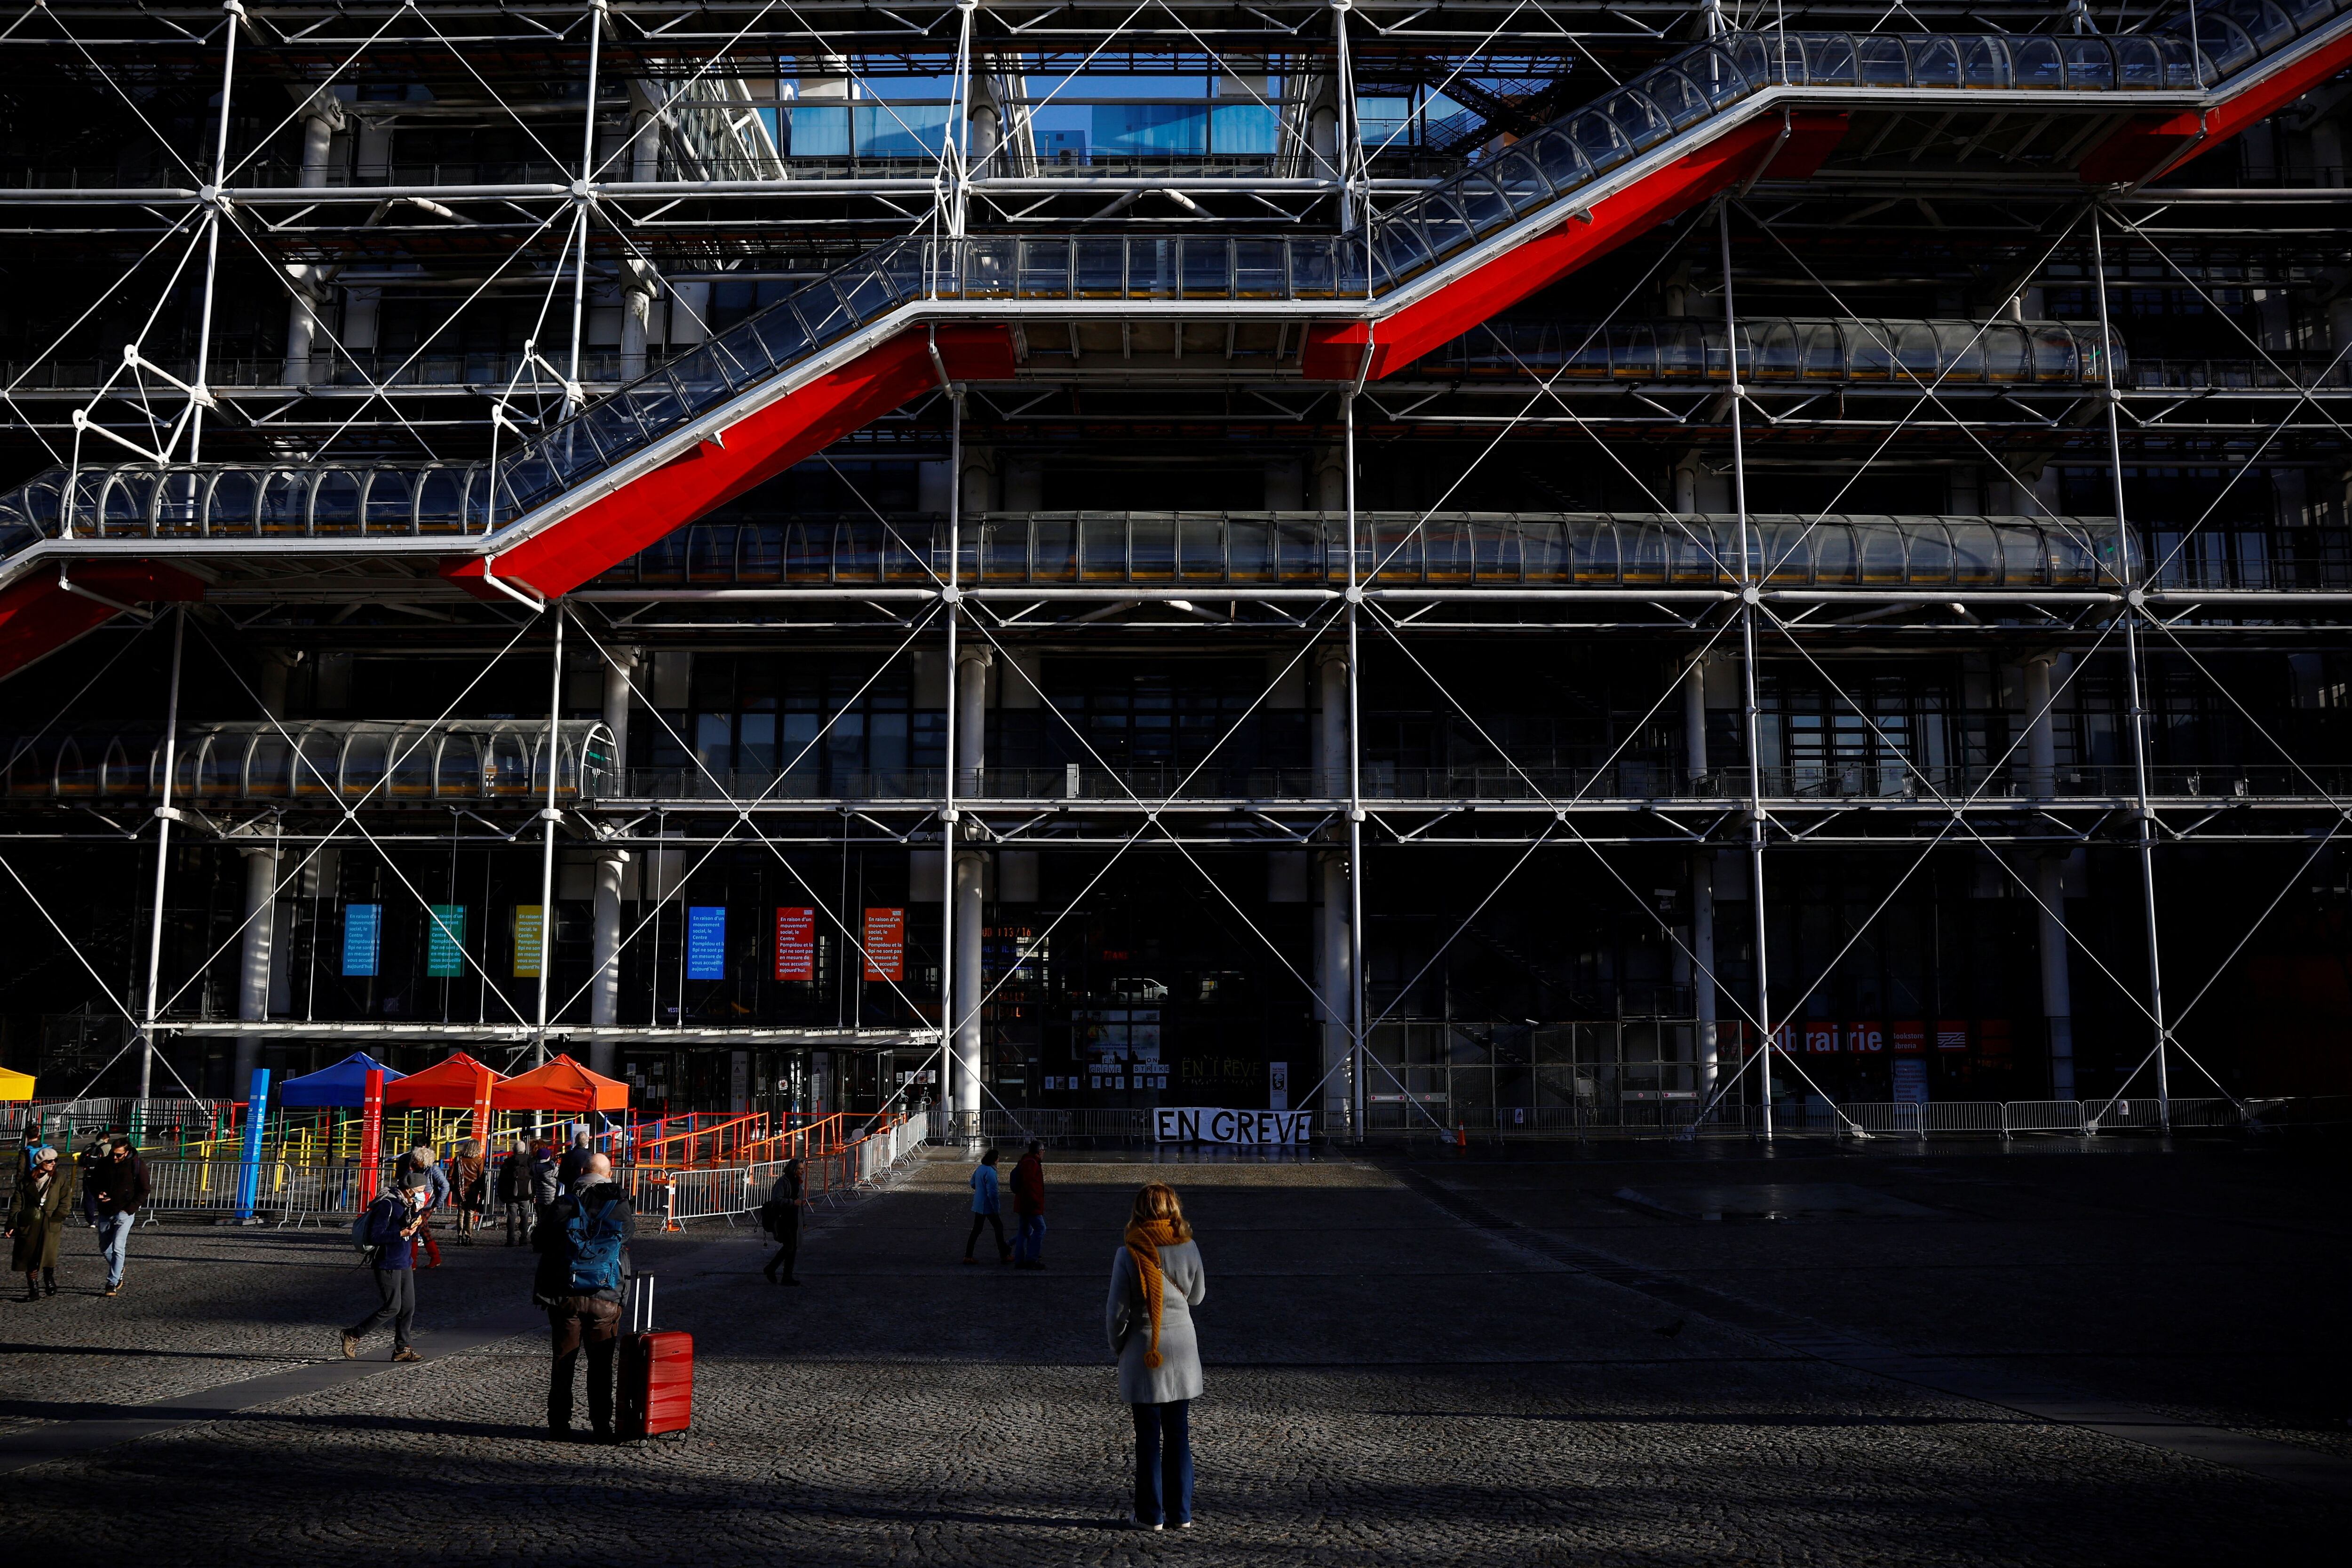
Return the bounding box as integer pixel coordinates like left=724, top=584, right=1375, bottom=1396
left=513, top=905, right=544, bottom=978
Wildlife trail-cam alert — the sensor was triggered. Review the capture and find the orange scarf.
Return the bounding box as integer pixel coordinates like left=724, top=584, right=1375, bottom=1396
left=1121, top=1218, right=1185, bottom=1369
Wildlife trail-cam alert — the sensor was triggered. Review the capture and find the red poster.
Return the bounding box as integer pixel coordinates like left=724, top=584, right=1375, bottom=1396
left=1978, top=1019, right=2013, bottom=1061
left=1934, top=1019, right=1970, bottom=1052
left=1770, top=1023, right=1796, bottom=1055
left=1891, top=1020, right=1926, bottom=1053
left=862, top=907, right=905, bottom=982
left=1846, top=1021, right=1884, bottom=1054
left=1804, top=1022, right=1838, bottom=1054
left=774, top=907, right=816, bottom=981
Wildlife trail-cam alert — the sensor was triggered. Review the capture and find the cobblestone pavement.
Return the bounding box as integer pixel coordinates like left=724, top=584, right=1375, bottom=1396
left=0, top=1143, right=2343, bottom=1563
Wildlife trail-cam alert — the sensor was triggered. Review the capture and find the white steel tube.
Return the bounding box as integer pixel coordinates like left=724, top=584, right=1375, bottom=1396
left=139, top=606, right=187, bottom=1100
left=1724, top=204, right=1773, bottom=1139
left=941, top=386, right=963, bottom=1134
left=188, top=2, right=241, bottom=461
left=1343, top=389, right=1367, bottom=1140
left=535, top=606, right=566, bottom=1063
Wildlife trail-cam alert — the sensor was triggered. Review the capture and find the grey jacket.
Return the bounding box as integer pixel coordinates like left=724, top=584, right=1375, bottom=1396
left=1105, top=1238, right=1207, bottom=1405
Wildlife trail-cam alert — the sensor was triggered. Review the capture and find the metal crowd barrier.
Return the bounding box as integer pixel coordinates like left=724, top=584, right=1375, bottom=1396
left=627, top=1110, right=931, bottom=1230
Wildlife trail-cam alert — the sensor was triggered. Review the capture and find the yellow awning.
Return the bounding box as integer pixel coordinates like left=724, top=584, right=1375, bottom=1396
left=0, top=1066, right=34, bottom=1100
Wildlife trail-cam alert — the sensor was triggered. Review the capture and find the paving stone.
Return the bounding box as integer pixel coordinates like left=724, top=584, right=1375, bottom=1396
left=1, top=1147, right=2342, bottom=1561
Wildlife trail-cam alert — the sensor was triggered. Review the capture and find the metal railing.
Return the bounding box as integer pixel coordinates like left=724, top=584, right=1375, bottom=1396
left=1421, top=318, right=2122, bottom=385
left=103, top=1110, right=930, bottom=1227
left=579, top=511, right=2132, bottom=593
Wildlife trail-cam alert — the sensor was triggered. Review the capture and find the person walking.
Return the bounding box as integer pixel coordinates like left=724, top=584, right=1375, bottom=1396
left=398, top=1145, right=450, bottom=1269
left=1107, top=1182, right=1207, bottom=1532
left=532, top=1151, right=634, bottom=1442
left=964, top=1147, right=1009, bottom=1266
left=87, top=1135, right=149, bottom=1298
left=557, top=1130, right=594, bottom=1194
left=448, top=1139, right=488, bottom=1245
left=529, top=1135, right=562, bottom=1222
left=762, top=1157, right=808, bottom=1285
left=342, top=1184, right=429, bottom=1362
left=1010, top=1139, right=1047, bottom=1270
left=6, top=1145, right=74, bottom=1299
left=496, top=1138, right=535, bottom=1244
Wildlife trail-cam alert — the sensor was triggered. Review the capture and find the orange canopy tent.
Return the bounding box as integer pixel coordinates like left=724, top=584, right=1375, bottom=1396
left=380, top=1051, right=506, bottom=1108
left=493, top=1054, right=628, bottom=1113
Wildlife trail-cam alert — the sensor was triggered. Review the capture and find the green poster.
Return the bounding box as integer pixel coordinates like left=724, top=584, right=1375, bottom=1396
left=426, top=904, right=466, bottom=977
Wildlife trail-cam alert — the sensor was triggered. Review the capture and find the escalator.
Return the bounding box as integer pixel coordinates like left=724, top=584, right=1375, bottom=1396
left=0, top=0, right=2344, bottom=672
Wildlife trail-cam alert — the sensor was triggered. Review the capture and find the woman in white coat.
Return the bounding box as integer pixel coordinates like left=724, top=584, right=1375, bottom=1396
left=1105, top=1181, right=1206, bottom=1530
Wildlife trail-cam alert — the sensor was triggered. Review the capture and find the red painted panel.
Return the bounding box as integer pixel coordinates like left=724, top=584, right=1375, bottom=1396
left=444, top=325, right=1015, bottom=600
left=1301, top=112, right=1849, bottom=382
left=2080, top=29, right=2352, bottom=184
left=0, top=562, right=206, bottom=681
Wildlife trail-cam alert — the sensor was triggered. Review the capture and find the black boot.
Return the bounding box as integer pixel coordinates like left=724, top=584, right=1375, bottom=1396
left=41, top=1269, right=56, bottom=1297
left=19, top=1276, right=35, bottom=1302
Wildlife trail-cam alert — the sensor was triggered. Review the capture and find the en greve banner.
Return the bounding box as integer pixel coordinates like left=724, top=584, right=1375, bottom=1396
left=1154, top=1107, right=1314, bottom=1146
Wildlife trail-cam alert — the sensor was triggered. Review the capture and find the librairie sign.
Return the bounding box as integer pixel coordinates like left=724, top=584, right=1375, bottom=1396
left=1154, top=1107, right=1314, bottom=1146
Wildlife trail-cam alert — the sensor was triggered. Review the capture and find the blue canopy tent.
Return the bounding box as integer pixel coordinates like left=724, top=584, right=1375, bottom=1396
left=276, top=1052, right=405, bottom=1107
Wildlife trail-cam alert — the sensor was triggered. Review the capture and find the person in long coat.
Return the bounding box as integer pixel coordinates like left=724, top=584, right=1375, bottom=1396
left=6, top=1145, right=76, bottom=1299
left=1105, top=1181, right=1207, bottom=1530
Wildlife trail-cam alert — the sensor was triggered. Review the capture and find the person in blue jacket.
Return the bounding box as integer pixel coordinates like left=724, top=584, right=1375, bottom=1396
left=342, top=1184, right=429, bottom=1362
left=964, top=1147, right=1009, bottom=1266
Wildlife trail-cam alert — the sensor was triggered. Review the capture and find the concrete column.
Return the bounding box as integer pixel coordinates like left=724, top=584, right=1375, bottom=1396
left=2022, top=653, right=2058, bottom=800
left=283, top=93, right=344, bottom=387
left=1314, top=646, right=1352, bottom=1127
left=602, top=645, right=636, bottom=780
left=1316, top=850, right=1352, bottom=1128
left=1683, top=654, right=1708, bottom=788
left=1313, top=449, right=1346, bottom=513
left=232, top=844, right=278, bottom=1100
left=969, top=103, right=1001, bottom=175
left=2021, top=651, right=2074, bottom=1096
left=257, top=652, right=293, bottom=720
left=619, top=262, right=655, bottom=380
left=953, top=645, right=990, bottom=1136
left=1692, top=853, right=1718, bottom=1098
left=2039, top=853, right=2075, bottom=1098
left=952, top=849, right=984, bottom=1133
left=954, top=646, right=990, bottom=795
left=589, top=848, right=628, bottom=1067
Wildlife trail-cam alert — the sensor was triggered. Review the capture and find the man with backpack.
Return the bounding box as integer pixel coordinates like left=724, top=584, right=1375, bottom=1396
left=342, top=1184, right=429, bottom=1363
left=531, top=1150, right=634, bottom=1442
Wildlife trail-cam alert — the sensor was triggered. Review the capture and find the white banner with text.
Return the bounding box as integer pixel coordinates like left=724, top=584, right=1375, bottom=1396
left=1153, top=1107, right=1314, bottom=1145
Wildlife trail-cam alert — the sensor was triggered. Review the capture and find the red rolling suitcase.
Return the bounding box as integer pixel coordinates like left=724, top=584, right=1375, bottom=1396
left=618, top=1275, right=693, bottom=1441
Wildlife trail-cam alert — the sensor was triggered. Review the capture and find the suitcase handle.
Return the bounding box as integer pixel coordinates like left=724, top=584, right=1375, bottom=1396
left=631, top=1274, right=654, bottom=1334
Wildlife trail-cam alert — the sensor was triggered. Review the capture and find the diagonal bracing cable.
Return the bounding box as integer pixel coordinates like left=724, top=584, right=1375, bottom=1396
left=558, top=611, right=953, bottom=1030
left=1754, top=607, right=2263, bottom=1111
left=148, top=613, right=546, bottom=1020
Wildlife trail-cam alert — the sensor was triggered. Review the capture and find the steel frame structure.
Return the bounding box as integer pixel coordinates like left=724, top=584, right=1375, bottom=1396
left=0, top=0, right=2346, bottom=1138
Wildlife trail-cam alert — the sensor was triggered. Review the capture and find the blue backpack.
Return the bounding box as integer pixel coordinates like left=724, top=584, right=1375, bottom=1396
left=564, top=1198, right=627, bottom=1292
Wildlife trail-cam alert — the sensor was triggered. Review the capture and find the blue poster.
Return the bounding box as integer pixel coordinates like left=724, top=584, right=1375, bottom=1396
left=686, top=905, right=727, bottom=979
left=342, top=903, right=381, bottom=977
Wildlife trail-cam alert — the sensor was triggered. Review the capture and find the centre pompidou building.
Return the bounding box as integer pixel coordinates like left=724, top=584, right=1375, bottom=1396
left=0, top=0, right=2345, bottom=1138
